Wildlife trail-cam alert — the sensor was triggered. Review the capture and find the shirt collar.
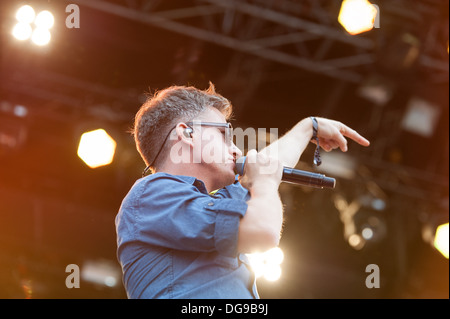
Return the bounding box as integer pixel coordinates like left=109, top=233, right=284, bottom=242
left=147, top=172, right=209, bottom=194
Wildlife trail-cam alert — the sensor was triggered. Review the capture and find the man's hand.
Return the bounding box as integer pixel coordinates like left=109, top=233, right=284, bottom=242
left=260, top=117, right=370, bottom=168
left=314, top=118, right=370, bottom=152
left=238, top=149, right=283, bottom=192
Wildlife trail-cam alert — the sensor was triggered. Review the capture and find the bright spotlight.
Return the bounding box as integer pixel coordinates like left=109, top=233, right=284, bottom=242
left=81, top=260, right=122, bottom=288
left=16, top=5, right=35, bottom=24
left=34, top=10, right=55, bottom=29
left=31, top=28, right=51, bottom=46
left=263, top=264, right=282, bottom=282
left=361, top=227, right=374, bottom=240
left=246, top=252, right=266, bottom=279
left=348, top=234, right=364, bottom=250
left=77, top=129, right=117, bottom=169
left=264, top=247, right=284, bottom=265
left=247, top=247, right=284, bottom=282
left=12, top=22, right=33, bottom=41
left=12, top=5, right=54, bottom=46
left=338, top=0, right=378, bottom=35
left=434, top=223, right=449, bottom=259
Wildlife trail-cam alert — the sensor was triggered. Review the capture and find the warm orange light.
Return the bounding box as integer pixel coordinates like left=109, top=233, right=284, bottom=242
left=12, top=22, right=32, bottom=40
left=16, top=5, right=35, bottom=24
left=77, top=129, right=117, bottom=168
left=338, top=0, right=378, bottom=35
left=12, top=5, right=54, bottom=46
left=247, top=247, right=284, bottom=282
left=434, top=223, right=449, bottom=259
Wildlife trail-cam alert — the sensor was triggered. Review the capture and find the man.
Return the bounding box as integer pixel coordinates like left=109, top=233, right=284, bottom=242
left=115, top=83, right=370, bottom=299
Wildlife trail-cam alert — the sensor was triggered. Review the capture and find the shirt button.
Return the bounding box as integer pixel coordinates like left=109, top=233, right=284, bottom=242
left=208, top=202, right=214, bottom=206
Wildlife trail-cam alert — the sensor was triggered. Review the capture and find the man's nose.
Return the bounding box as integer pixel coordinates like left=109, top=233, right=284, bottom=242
left=231, top=143, right=242, bottom=159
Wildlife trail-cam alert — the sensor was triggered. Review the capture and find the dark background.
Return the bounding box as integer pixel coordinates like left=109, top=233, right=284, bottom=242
left=0, top=0, right=448, bottom=299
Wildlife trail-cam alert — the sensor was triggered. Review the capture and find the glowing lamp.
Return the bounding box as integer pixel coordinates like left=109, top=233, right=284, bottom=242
left=16, top=5, right=35, bottom=24
left=247, top=247, right=284, bottom=282
left=31, top=28, right=51, bottom=46
left=434, top=223, right=449, bottom=259
left=12, top=22, right=33, bottom=41
left=338, top=0, right=378, bottom=35
left=12, top=5, right=54, bottom=45
left=77, top=129, right=117, bottom=169
left=34, top=10, right=55, bottom=29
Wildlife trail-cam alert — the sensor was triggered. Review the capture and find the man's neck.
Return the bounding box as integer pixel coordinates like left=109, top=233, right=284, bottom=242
left=157, top=163, right=216, bottom=193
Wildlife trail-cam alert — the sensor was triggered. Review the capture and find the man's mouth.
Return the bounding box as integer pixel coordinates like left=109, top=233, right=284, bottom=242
left=224, top=157, right=235, bottom=164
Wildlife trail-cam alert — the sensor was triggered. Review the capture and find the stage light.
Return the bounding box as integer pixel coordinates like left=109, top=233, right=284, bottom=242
left=361, top=227, right=373, bottom=240
left=13, top=105, right=28, bottom=118
left=77, top=129, right=117, bottom=169
left=81, top=260, right=122, bottom=288
left=358, top=75, right=395, bottom=107
left=348, top=234, right=364, bottom=250
left=16, top=5, right=35, bottom=24
left=434, top=223, right=449, bottom=259
left=336, top=192, right=388, bottom=251
left=12, top=5, right=54, bottom=46
left=338, top=0, right=378, bottom=35
left=401, top=97, right=440, bottom=138
left=0, top=114, right=28, bottom=154
left=422, top=212, right=449, bottom=259
left=31, top=27, right=51, bottom=46
left=34, top=10, right=54, bottom=29
left=263, top=264, right=282, bottom=282
left=247, top=252, right=266, bottom=278
left=12, top=22, right=33, bottom=41
left=316, top=152, right=356, bottom=180
left=247, top=247, right=284, bottom=282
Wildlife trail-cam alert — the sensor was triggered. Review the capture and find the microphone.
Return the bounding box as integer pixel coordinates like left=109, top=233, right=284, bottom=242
left=235, top=156, right=336, bottom=189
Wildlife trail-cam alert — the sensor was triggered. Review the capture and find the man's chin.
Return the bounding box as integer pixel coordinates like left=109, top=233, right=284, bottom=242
left=205, top=161, right=236, bottom=189
left=226, top=168, right=237, bottom=184
left=218, top=166, right=237, bottom=187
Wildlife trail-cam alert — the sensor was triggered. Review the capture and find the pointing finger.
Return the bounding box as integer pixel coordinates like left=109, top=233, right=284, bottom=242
left=340, top=124, right=370, bottom=147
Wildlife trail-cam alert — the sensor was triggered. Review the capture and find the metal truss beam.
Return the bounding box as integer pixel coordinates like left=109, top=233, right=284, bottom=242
left=1, top=65, right=136, bottom=122
left=71, top=0, right=372, bottom=83
left=201, top=0, right=374, bottom=50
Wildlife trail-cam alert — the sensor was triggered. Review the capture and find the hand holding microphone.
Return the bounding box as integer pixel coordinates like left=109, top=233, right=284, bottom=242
left=235, top=153, right=336, bottom=189
left=236, top=151, right=284, bottom=192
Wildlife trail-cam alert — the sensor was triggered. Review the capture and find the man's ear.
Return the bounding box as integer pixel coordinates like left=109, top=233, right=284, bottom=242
left=183, top=127, right=193, bottom=138
left=175, top=123, right=194, bottom=147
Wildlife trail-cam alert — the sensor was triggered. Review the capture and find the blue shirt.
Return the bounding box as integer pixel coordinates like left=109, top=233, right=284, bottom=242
left=115, top=172, right=259, bottom=299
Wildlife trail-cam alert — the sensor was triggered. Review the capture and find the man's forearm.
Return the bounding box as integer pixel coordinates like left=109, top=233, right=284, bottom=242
left=260, top=118, right=313, bottom=168
left=237, top=182, right=283, bottom=253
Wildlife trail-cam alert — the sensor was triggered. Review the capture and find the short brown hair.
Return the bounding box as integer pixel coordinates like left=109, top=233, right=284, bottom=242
left=133, top=83, right=232, bottom=170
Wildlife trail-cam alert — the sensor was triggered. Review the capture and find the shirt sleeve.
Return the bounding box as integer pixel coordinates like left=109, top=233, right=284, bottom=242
left=129, top=176, right=248, bottom=257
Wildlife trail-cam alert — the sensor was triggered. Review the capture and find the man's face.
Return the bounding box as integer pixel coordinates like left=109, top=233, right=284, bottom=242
left=192, top=108, right=241, bottom=189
